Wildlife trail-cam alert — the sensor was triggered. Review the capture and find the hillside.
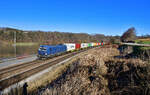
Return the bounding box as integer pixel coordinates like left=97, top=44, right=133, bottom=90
left=0, top=27, right=110, bottom=44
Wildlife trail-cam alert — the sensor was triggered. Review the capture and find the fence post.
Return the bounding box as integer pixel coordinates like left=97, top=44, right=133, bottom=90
left=23, top=82, right=28, bottom=95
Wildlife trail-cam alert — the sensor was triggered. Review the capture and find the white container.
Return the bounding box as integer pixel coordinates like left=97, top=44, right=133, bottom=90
left=91, top=43, right=94, bottom=46
left=81, top=43, right=88, bottom=48
left=64, top=43, right=76, bottom=51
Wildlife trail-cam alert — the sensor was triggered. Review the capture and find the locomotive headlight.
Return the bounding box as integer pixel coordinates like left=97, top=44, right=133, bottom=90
left=45, top=53, right=47, bottom=55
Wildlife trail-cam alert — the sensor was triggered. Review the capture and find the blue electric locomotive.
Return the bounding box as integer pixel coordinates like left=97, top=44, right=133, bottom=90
left=38, top=45, right=67, bottom=58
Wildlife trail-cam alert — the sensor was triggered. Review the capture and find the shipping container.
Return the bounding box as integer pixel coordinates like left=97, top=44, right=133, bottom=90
left=81, top=43, right=88, bottom=48
left=94, top=43, right=97, bottom=46
left=64, top=43, right=75, bottom=51
left=75, top=43, right=81, bottom=49
left=88, top=43, right=92, bottom=47
left=91, top=43, right=94, bottom=46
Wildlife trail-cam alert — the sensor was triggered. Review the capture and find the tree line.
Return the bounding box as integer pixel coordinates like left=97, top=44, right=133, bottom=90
left=0, top=27, right=143, bottom=45
left=0, top=27, right=110, bottom=44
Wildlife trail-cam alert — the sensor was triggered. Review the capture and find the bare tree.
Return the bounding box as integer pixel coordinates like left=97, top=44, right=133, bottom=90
left=121, top=27, right=137, bottom=42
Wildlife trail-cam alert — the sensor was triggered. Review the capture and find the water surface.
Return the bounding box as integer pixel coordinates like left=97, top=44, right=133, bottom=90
left=0, top=44, right=39, bottom=59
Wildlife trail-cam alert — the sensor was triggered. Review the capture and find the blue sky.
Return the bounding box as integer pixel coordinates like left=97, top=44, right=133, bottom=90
left=0, top=0, right=149, bottom=36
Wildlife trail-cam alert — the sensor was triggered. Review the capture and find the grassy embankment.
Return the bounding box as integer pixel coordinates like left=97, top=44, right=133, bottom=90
left=38, top=46, right=150, bottom=95
left=133, top=39, right=150, bottom=60
left=136, top=38, right=150, bottom=45
left=5, top=45, right=150, bottom=95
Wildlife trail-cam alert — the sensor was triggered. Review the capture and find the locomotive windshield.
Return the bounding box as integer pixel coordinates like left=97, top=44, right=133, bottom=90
left=39, top=47, right=47, bottom=51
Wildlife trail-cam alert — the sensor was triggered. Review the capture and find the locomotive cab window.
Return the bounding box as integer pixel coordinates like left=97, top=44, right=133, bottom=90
left=39, top=47, right=46, bottom=51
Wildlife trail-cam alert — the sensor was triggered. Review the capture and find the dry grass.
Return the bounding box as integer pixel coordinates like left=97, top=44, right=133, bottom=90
left=40, top=47, right=120, bottom=95
left=39, top=46, right=150, bottom=95
left=85, top=47, right=120, bottom=61
left=105, top=58, right=150, bottom=95
left=136, top=38, right=150, bottom=44
left=138, top=38, right=150, bottom=41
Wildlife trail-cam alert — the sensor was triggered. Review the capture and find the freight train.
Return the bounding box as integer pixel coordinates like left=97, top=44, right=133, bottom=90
left=38, top=42, right=104, bottom=58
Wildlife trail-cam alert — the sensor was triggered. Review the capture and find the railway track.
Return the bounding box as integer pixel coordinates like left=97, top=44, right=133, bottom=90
left=0, top=53, right=71, bottom=80
left=0, top=60, right=42, bottom=80
left=0, top=47, right=95, bottom=90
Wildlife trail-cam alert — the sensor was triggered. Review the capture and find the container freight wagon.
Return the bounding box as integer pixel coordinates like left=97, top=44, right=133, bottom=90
left=75, top=43, right=81, bottom=50
left=94, top=43, right=97, bottom=46
left=38, top=45, right=67, bottom=58
left=64, top=43, right=75, bottom=52
left=81, top=43, right=88, bottom=48
left=91, top=43, right=94, bottom=47
left=88, top=43, right=92, bottom=47
left=100, top=42, right=102, bottom=45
